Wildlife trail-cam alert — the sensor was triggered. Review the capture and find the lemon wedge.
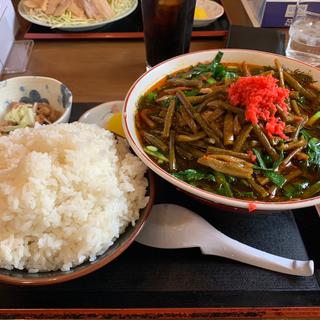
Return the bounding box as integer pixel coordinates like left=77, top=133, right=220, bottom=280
left=194, top=7, right=208, bottom=19
left=105, top=112, right=125, bottom=137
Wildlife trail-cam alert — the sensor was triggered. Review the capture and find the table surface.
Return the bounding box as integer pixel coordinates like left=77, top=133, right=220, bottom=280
left=2, top=1, right=320, bottom=319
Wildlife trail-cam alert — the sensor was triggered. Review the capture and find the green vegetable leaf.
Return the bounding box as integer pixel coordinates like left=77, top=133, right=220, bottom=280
left=144, top=146, right=168, bottom=162
left=206, top=77, right=216, bottom=84
left=265, top=171, right=286, bottom=188
left=253, top=148, right=283, bottom=170
left=210, top=51, right=227, bottom=80
left=183, top=89, right=199, bottom=96
left=226, top=175, right=237, bottom=184
left=210, top=51, right=223, bottom=73
left=253, top=148, right=267, bottom=169
left=190, top=63, right=211, bottom=77
left=189, top=52, right=234, bottom=81
left=172, top=169, right=215, bottom=183
left=295, top=179, right=310, bottom=191
left=253, top=148, right=286, bottom=187
left=307, top=137, right=320, bottom=169
left=284, top=179, right=310, bottom=199
left=300, top=129, right=312, bottom=140
left=215, top=171, right=233, bottom=197
left=272, top=151, right=284, bottom=170
left=283, top=184, right=300, bottom=199
left=217, top=184, right=226, bottom=196
left=214, top=66, right=226, bottom=80
left=146, top=91, right=157, bottom=102
left=262, top=154, right=273, bottom=167
left=301, top=131, right=320, bottom=171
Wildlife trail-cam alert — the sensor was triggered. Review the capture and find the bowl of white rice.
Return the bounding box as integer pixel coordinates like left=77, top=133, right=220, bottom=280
left=0, top=122, right=154, bottom=285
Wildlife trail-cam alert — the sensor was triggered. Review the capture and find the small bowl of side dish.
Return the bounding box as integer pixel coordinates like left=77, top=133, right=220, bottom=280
left=0, top=76, right=72, bottom=135
left=193, top=0, right=224, bottom=27
left=123, top=49, right=320, bottom=212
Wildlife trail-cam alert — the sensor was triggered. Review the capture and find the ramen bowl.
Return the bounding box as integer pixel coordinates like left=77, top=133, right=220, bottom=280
left=123, top=49, right=320, bottom=212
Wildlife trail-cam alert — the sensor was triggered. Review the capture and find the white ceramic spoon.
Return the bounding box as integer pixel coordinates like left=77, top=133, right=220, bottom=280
left=136, top=204, right=314, bottom=276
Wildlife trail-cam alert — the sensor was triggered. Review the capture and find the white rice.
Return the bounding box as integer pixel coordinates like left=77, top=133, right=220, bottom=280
left=0, top=122, right=148, bottom=272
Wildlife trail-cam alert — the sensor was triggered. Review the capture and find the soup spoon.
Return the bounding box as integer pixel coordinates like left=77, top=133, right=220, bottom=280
left=136, top=203, right=314, bottom=276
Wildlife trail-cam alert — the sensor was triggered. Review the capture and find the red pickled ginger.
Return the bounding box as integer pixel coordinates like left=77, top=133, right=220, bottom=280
left=228, top=75, right=289, bottom=139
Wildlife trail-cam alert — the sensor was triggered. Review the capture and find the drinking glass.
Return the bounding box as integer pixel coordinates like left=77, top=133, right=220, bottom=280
left=141, top=0, right=196, bottom=69
left=286, top=0, right=320, bottom=67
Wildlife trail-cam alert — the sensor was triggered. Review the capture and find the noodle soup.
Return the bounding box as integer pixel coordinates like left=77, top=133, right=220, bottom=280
left=135, top=52, right=320, bottom=202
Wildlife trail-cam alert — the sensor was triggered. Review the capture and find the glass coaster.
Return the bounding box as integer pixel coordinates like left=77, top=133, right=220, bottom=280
left=2, top=40, right=34, bottom=74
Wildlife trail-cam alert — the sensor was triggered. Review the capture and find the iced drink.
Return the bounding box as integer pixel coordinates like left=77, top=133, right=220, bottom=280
left=141, top=0, right=196, bottom=68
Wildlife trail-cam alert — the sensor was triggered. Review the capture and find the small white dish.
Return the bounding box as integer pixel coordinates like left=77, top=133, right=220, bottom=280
left=79, top=101, right=123, bottom=127
left=18, top=1, right=138, bottom=32
left=193, top=0, right=224, bottom=27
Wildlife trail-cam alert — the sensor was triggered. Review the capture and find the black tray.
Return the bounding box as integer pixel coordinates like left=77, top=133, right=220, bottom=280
left=23, top=1, right=229, bottom=40
left=0, top=102, right=319, bottom=309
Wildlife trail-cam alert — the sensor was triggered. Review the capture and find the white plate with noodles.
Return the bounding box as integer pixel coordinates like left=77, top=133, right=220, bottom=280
left=18, top=0, right=138, bottom=32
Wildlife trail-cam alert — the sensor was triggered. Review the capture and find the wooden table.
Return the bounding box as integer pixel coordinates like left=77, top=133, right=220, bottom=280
left=6, top=38, right=226, bottom=103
